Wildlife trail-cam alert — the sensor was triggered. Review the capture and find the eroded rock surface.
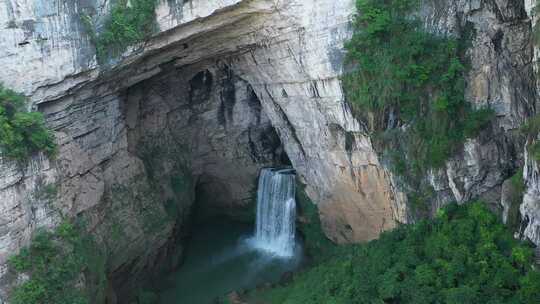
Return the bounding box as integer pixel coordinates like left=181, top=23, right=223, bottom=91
left=1, top=0, right=540, bottom=301
left=0, top=2, right=404, bottom=288
left=411, top=1, right=535, bottom=211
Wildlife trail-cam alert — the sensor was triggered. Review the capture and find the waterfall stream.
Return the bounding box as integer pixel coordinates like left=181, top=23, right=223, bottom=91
left=157, top=168, right=301, bottom=303
left=250, top=168, right=297, bottom=257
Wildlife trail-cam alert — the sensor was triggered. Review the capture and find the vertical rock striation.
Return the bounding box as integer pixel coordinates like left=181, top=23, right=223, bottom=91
left=0, top=0, right=540, bottom=301
left=413, top=1, right=535, bottom=210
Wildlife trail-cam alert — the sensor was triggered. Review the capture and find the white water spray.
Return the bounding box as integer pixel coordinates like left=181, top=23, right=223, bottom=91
left=250, top=168, right=296, bottom=257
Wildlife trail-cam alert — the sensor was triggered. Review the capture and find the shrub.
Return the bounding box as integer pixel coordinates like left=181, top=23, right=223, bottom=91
left=0, top=84, right=56, bottom=162
left=8, top=221, right=107, bottom=304
left=506, top=169, right=525, bottom=229
left=520, top=113, right=540, bottom=164
left=254, top=202, right=540, bottom=304
left=343, top=0, right=494, bottom=205
left=83, top=0, right=158, bottom=61
left=521, top=114, right=540, bottom=138
left=521, top=113, right=540, bottom=162
left=529, top=141, right=540, bottom=162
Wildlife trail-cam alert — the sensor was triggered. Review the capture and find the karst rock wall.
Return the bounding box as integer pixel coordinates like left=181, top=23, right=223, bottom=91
left=0, top=0, right=539, bottom=301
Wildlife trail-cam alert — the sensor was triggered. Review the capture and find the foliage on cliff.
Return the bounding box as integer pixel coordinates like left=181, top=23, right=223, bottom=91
left=0, top=84, right=56, bottom=162
left=8, top=222, right=107, bottom=304
left=343, top=0, right=493, bottom=211
left=254, top=202, right=540, bottom=304
left=521, top=114, right=540, bottom=162
left=507, top=169, right=525, bottom=229
left=83, top=0, right=158, bottom=61
left=296, top=184, right=337, bottom=263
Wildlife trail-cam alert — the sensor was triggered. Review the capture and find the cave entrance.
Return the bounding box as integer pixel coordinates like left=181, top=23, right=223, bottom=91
left=123, top=59, right=300, bottom=302
left=157, top=167, right=302, bottom=303
left=125, top=59, right=291, bottom=224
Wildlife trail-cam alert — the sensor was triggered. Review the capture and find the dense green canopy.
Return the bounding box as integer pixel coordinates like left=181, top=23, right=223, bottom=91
left=0, top=84, right=55, bottom=162
left=255, top=202, right=540, bottom=304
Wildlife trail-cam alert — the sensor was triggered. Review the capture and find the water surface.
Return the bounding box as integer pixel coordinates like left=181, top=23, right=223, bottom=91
left=158, top=220, right=302, bottom=304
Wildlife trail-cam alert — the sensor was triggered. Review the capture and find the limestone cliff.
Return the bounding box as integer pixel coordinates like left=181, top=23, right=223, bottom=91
left=1, top=0, right=397, bottom=301
left=0, top=0, right=539, bottom=302
left=418, top=1, right=534, bottom=206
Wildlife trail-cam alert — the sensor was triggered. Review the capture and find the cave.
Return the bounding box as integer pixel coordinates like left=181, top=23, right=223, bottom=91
left=96, top=58, right=304, bottom=302
left=2, top=0, right=540, bottom=303
left=0, top=1, right=412, bottom=302
left=123, top=60, right=289, bottom=222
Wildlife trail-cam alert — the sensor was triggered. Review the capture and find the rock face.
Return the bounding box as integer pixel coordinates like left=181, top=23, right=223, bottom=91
left=0, top=0, right=540, bottom=301
left=0, top=1, right=290, bottom=300
left=228, top=0, right=405, bottom=243
left=0, top=0, right=403, bottom=287
left=411, top=1, right=535, bottom=210
left=522, top=150, right=540, bottom=245
left=521, top=0, right=540, bottom=249
left=389, top=0, right=540, bottom=247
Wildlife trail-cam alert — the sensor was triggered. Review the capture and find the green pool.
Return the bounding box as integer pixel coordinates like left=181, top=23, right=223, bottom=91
left=157, top=219, right=302, bottom=304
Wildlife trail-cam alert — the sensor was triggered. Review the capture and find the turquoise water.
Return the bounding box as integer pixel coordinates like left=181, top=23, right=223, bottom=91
left=157, top=220, right=302, bottom=304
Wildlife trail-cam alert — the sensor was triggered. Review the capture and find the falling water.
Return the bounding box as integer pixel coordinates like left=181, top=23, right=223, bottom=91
left=158, top=168, right=302, bottom=303
left=251, top=168, right=296, bottom=257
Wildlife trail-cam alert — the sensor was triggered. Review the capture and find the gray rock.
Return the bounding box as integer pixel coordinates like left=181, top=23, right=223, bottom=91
left=0, top=0, right=540, bottom=301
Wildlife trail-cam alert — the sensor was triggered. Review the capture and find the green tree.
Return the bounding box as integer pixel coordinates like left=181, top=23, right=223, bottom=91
left=0, top=84, right=56, bottom=162
left=83, top=0, right=158, bottom=61
left=253, top=202, right=540, bottom=304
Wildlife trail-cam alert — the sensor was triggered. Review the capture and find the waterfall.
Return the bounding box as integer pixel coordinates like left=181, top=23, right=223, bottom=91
left=251, top=168, right=296, bottom=257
